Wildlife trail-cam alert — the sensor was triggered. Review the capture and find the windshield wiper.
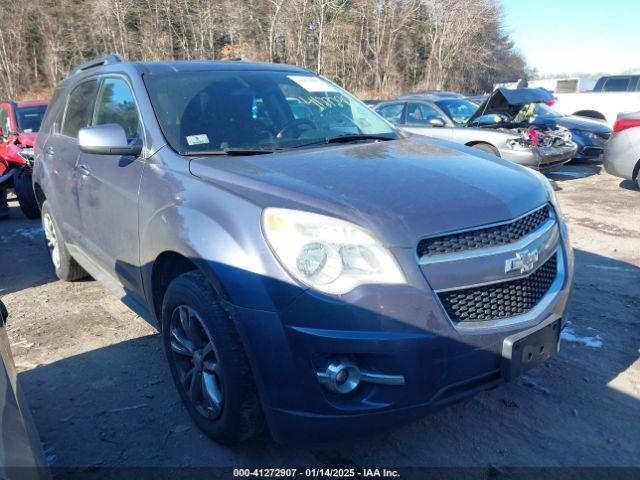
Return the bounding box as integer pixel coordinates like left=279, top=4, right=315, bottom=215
left=293, top=134, right=395, bottom=149
left=181, top=148, right=276, bottom=156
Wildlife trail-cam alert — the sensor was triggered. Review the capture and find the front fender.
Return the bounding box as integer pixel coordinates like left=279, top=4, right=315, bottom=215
left=139, top=201, right=305, bottom=313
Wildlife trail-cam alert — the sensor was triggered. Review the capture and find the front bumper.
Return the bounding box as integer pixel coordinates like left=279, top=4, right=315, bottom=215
left=232, top=228, right=574, bottom=443
left=571, top=133, right=607, bottom=161
left=500, top=143, right=577, bottom=170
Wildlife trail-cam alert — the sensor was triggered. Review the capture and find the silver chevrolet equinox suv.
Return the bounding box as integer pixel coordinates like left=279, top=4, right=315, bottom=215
left=33, top=55, right=574, bottom=444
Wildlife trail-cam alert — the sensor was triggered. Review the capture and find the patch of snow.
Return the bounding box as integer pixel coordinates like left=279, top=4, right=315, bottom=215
left=521, top=374, right=551, bottom=395
left=561, top=325, right=603, bottom=348
left=0, top=226, right=43, bottom=242
left=15, top=227, right=43, bottom=240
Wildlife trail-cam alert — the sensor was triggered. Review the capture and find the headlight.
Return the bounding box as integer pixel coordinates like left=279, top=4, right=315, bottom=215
left=262, top=208, right=406, bottom=295
left=18, top=147, right=34, bottom=163
left=531, top=169, right=562, bottom=215
left=506, top=138, right=530, bottom=151
left=583, top=131, right=599, bottom=141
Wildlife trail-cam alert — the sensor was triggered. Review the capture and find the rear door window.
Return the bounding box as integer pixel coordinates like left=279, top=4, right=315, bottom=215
left=61, top=79, right=99, bottom=138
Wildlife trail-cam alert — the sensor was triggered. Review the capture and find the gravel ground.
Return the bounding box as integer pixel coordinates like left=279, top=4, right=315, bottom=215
left=0, top=163, right=639, bottom=476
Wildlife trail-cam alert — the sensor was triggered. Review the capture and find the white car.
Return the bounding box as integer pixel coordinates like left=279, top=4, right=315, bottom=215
left=604, top=126, right=640, bottom=188
left=553, top=75, right=640, bottom=127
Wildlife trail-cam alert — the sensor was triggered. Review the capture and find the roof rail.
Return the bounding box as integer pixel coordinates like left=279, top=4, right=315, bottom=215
left=70, top=54, right=125, bottom=76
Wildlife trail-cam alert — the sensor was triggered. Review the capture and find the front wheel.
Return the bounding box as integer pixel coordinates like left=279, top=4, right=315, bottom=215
left=162, top=271, right=264, bottom=444
left=13, top=168, right=40, bottom=219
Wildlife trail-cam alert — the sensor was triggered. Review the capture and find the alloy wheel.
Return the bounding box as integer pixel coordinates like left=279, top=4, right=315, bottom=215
left=43, top=212, right=60, bottom=269
left=169, top=305, right=224, bottom=420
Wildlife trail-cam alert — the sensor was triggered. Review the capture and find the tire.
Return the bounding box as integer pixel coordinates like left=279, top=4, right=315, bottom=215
left=471, top=142, right=500, bottom=157
left=162, top=270, right=264, bottom=444
left=41, top=200, right=88, bottom=281
left=13, top=168, right=40, bottom=219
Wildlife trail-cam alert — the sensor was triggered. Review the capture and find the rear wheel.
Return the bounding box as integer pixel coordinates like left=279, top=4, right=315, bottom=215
left=13, top=168, right=40, bottom=219
left=471, top=142, right=500, bottom=157
left=162, top=271, right=264, bottom=444
left=41, top=201, right=87, bottom=281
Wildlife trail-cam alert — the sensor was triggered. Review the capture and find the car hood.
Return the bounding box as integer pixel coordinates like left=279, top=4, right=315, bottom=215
left=16, top=132, right=36, bottom=147
left=467, top=87, right=554, bottom=126
left=555, top=115, right=611, bottom=134
left=528, top=115, right=612, bottom=134
left=189, top=137, right=548, bottom=248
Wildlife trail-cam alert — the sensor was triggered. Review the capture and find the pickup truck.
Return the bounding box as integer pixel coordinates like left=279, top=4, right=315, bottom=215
left=552, top=75, right=640, bottom=127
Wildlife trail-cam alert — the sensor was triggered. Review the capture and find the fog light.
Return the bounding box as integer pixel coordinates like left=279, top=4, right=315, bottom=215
left=335, top=368, right=348, bottom=385
left=318, top=361, right=361, bottom=394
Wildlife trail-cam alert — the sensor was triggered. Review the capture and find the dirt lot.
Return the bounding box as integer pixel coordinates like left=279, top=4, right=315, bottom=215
left=1, top=163, right=639, bottom=476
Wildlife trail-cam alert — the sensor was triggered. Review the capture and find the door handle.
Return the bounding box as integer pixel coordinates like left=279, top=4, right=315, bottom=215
left=77, top=164, right=91, bottom=177
left=45, top=146, right=55, bottom=159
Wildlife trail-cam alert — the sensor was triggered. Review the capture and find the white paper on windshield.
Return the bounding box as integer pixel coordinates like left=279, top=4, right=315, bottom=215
left=288, top=75, right=337, bottom=93
left=186, top=134, right=210, bottom=146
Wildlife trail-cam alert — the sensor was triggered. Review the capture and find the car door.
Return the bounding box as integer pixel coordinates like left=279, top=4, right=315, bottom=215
left=402, top=102, right=454, bottom=141
left=0, top=302, right=49, bottom=477
left=41, top=79, right=99, bottom=245
left=75, top=76, right=145, bottom=297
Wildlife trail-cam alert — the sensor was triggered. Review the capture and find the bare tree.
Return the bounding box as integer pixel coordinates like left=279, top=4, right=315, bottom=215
left=0, top=0, right=527, bottom=100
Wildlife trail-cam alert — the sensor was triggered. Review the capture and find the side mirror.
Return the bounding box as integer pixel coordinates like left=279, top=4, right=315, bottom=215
left=78, top=124, right=142, bottom=156
left=428, top=118, right=445, bottom=127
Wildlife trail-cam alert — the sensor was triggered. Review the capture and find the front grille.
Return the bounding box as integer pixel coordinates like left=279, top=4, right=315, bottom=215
left=417, top=205, right=551, bottom=258
left=438, top=254, right=558, bottom=323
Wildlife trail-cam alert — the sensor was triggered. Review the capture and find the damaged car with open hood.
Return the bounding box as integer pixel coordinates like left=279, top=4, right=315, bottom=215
left=375, top=87, right=578, bottom=170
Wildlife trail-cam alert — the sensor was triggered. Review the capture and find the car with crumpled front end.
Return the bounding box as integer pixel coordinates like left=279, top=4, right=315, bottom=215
left=467, top=96, right=612, bottom=162
left=376, top=88, right=578, bottom=170
left=0, top=100, right=48, bottom=219
left=33, top=57, right=573, bottom=444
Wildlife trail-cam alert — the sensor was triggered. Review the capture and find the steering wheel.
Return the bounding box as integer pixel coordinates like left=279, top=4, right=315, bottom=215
left=276, top=118, right=317, bottom=139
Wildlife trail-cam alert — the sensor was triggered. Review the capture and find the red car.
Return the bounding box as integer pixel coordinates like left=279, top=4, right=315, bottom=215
left=0, top=100, right=48, bottom=219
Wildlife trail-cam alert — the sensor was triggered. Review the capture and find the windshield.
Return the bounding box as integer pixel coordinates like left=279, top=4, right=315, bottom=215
left=531, top=103, right=563, bottom=119
left=143, top=70, right=397, bottom=154
left=16, top=105, right=47, bottom=133
left=435, top=99, right=478, bottom=125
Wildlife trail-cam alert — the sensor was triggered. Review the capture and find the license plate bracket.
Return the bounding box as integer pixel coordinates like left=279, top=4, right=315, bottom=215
left=501, top=318, right=561, bottom=381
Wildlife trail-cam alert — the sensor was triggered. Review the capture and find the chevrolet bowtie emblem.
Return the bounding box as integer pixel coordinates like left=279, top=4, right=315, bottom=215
left=505, top=249, right=539, bottom=274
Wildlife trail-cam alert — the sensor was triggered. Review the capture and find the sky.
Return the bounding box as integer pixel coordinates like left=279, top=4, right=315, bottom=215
left=501, top=0, right=640, bottom=77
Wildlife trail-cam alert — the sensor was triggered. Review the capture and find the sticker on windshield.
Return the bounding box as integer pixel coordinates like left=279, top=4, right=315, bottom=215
left=186, top=134, right=210, bottom=146
left=288, top=75, right=337, bottom=93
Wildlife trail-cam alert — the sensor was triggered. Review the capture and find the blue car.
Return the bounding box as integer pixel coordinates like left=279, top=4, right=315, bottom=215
left=34, top=56, right=573, bottom=444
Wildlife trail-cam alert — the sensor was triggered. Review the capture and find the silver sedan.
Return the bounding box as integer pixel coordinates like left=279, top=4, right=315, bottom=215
left=604, top=126, right=640, bottom=188
left=375, top=95, right=577, bottom=171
